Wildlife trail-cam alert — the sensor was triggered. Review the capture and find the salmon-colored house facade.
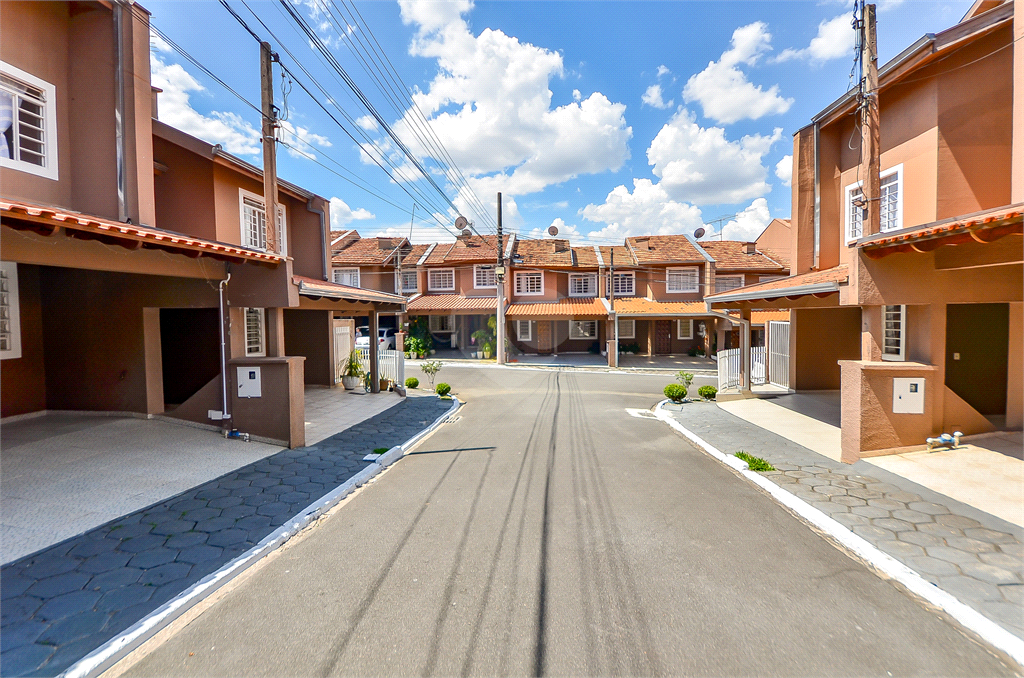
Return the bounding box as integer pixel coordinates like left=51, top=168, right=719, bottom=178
left=708, top=0, right=1023, bottom=461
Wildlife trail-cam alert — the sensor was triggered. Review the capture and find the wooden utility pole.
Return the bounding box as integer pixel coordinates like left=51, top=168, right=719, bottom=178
left=496, top=194, right=506, bottom=365
left=260, top=41, right=279, bottom=254
left=860, top=3, right=880, bottom=238
left=609, top=249, right=618, bottom=368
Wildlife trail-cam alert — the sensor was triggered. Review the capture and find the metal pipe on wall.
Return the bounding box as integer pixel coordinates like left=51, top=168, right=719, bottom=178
left=219, top=273, right=232, bottom=422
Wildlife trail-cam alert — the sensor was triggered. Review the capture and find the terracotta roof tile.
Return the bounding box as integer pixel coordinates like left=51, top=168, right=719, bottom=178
left=331, top=236, right=408, bottom=265
left=758, top=247, right=790, bottom=269
left=400, top=244, right=431, bottom=267
left=859, top=205, right=1023, bottom=258
left=698, top=241, right=788, bottom=272
left=572, top=246, right=600, bottom=268
left=505, top=298, right=608, bottom=318
left=329, top=229, right=360, bottom=252
left=293, top=275, right=405, bottom=305
left=751, top=310, right=790, bottom=325
left=626, top=235, right=705, bottom=264
left=423, top=235, right=500, bottom=264
left=599, top=245, right=636, bottom=267
left=612, top=299, right=708, bottom=316
left=513, top=239, right=574, bottom=268
left=706, top=265, right=848, bottom=303
left=406, top=294, right=497, bottom=313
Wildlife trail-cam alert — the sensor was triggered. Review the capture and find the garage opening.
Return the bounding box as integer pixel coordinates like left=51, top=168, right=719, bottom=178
left=160, top=308, right=220, bottom=409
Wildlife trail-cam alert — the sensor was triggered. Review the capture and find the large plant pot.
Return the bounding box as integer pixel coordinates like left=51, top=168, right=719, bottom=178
left=341, top=375, right=361, bottom=390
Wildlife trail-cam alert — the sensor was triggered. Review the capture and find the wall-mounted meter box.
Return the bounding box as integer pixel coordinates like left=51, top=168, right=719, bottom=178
left=237, top=366, right=262, bottom=398
left=893, top=377, right=925, bottom=414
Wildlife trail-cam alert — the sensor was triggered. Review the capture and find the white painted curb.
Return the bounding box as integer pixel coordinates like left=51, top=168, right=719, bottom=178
left=652, top=400, right=1024, bottom=668
left=61, top=396, right=462, bottom=678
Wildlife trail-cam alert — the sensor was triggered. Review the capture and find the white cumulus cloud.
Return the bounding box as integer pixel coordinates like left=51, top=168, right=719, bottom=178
left=720, top=198, right=772, bottom=241
left=529, top=217, right=581, bottom=240
left=642, top=84, right=673, bottom=109
left=774, top=14, right=856, bottom=63
left=329, top=197, right=375, bottom=229
left=775, top=155, right=793, bottom=188
left=682, top=22, right=793, bottom=124
left=580, top=179, right=705, bottom=242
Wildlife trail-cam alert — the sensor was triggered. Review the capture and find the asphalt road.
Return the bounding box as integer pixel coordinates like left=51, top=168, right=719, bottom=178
left=121, top=366, right=1017, bottom=677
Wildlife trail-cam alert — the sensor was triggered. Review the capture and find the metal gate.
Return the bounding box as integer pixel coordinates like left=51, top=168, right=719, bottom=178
left=751, top=345, right=767, bottom=385
left=717, top=348, right=741, bottom=391
left=334, top=324, right=352, bottom=383
left=768, top=320, right=790, bottom=389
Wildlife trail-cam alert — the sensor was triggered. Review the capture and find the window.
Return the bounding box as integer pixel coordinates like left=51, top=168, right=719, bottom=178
left=397, top=269, right=418, bottom=293
left=516, top=320, right=532, bottom=341
left=515, top=271, right=544, bottom=296
left=334, top=268, right=360, bottom=287
left=474, top=265, right=496, bottom=289
left=882, top=305, right=906, bottom=361
left=1, top=63, right=58, bottom=180
left=239, top=189, right=287, bottom=255
left=429, top=314, right=454, bottom=332
left=677, top=319, right=694, bottom=340
left=611, top=272, right=634, bottom=296
left=1, top=261, right=22, bottom=359
left=244, top=307, right=266, bottom=357
left=617, top=318, right=635, bottom=339
left=570, top=320, right=598, bottom=339
left=714, top=275, right=744, bottom=293
left=428, top=268, right=455, bottom=292
left=569, top=274, right=597, bottom=297
left=666, top=268, right=699, bottom=294
left=846, top=166, right=903, bottom=242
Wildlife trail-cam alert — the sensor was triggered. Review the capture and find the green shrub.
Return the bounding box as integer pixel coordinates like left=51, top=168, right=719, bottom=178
left=405, top=377, right=419, bottom=389
left=675, top=371, right=694, bottom=387
left=663, top=383, right=687, bottom=403
left=697, top=385, right=718, bottom=400
left=435, top=382, right=451, bottom=397
left=735, top=451, right=775, bottom=472
left=619, top=342, right=641, bottom=354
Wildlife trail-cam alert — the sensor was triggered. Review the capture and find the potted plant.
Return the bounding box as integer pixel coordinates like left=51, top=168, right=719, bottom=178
left=482, top=340, right=494, bottom=359
left=340, top=350, right=363, bottom=390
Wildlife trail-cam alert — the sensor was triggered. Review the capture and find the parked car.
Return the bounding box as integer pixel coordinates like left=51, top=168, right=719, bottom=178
left=355, top=327, right=396, bottom=350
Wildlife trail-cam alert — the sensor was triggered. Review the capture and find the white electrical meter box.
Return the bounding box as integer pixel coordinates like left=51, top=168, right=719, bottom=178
left=893, top=377, right=925, bottom=414
left=237, top=366, right=262, bottom=398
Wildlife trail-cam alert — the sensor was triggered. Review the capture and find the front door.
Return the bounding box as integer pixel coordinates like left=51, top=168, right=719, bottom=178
left=537, top=320, right=552, bottom=354
left=946, top=303, right=1009, bottom=416
left=655, top=319, right=672, bottom=354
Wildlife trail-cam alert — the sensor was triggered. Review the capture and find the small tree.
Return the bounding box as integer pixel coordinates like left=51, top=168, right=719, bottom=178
left=420, top=360, right=443, bottom=387
left=675, top=371, right=694, bottom=388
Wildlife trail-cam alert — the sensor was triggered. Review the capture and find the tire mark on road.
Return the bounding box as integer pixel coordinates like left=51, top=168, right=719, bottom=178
left=532, top=371, right=561, bottom=677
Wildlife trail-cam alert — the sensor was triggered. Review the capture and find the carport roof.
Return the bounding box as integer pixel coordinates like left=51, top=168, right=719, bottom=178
left=406, top=293, right=497, bottom=313
left=505, top=298, right=608, bottom=318
left=612, top=298, right=708, bottom=317
left=858, top=204, right=1022, bottom=258
left=293, top=276, right=406, bottom=306
left=705, top=265, right=848, bottom=306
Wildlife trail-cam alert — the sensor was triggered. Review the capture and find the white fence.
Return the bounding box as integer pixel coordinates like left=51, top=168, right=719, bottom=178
left=768, top=321, right=790, bottom=389
left=357, top=348, right=405, bottom=387
left=717, top=348, right=741, bottom=391
left=751, top=345, right=766, bottom=386
left=334, top=325, right=352, bottom=383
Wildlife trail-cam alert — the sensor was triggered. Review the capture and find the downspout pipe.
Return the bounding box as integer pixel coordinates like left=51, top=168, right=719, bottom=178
left=219, top=273, right=232, bottom=422
left=113, top=1, right=128, bottom=222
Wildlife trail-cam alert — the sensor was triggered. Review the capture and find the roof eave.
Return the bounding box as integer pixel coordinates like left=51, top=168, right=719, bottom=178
left=707, top=281, right=841, bottom=305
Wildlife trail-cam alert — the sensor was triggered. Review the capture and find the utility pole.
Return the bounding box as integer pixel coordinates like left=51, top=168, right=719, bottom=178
left=860, top=3, right=880, bottom=238
left=260, top=41, right=279, bottom=254
left=496, top=193, right=506, bottom=365
left=609, top=249, right=618, bottom=368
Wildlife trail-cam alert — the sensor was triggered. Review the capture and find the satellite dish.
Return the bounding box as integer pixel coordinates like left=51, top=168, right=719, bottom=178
left=454, top=216, right=468, bottom=230
left=694, top=227, right=706, bottom=239
left=461, top=229, right=472, bottom=237
left=548, top=225, right=559, bottom=236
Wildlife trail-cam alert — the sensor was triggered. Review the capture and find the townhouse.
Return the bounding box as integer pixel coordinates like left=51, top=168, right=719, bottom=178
left=1, top=1, right=403, bottom=447
left=706, top=0, right=1023, bottom=461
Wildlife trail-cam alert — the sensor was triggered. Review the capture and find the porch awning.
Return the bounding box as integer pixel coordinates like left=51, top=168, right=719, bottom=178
left=406, top=294, right=496, bottom=314
left=706, top=266, right=848, bottom=307
left=611, top=298, right=708, bottom=317
left=2, top=199, right=285, bottom=266
left=293, top=276, right=405, bottom=307
left=505, top=298, right=608, bottom=319
left=857, top=205, right=1023, bottom=259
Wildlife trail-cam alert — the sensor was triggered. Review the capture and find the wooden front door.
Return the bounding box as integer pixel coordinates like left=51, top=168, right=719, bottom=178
left=537, top=321, right=553, bottom=354
left=655, top=319, right=672, bottom=354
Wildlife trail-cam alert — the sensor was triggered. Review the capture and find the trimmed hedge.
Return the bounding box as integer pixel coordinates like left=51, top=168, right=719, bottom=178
left=405, top=377, right=419, bottom=389
left=435, top=382, right=451, bottom=397
left=663, top=383, right=687, bottom=403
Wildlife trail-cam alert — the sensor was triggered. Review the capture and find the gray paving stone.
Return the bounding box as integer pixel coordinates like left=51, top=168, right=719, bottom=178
left=810, top=501, right=848, bottom=515
left=852, top=525, right=894, bottom=541
left=256, top=502, right=292, bottom=517
left=67, top=539, right=119, bottom=558
left=218, top=479, right=251, bottom=490
left=20, top=557, right=78, bottom=580
left=108, top=523, right=154, bottom=539
left=784, top=470, right=812, bottom=479
left=980, top=601, right=1024, bottom=629
left=150, top=520, right=196, bottom=536
left=194, top=517, right=236, bottom=533
left=0, top=642, right=54, bottom=676
left=873, top=518, right=915, bottom=533
left=195, top=487, right=231, bottom=500
left=798, top=477, right=830, bottom=487
left=832, top=513, right=873, bottom=529
left=25, top=573, right=91, bottom=599
left=998, top=584, right=1024, bottom=605
left=851, top=505, right=890, bottom=519
left=831, top=479, right=865, bottom=490
left=117, top=535, right=166, bottom=553
left=831, top=496, right=867, bottom=507
left=884, top=490, right=923, bottom=503
left=177, top=545, right=224, bottom=565
left=164, top=532, right=209, bottom=549
left=35, top=590, right=102, bottom=621
left=127, top=548, right=178, bottom=569
left=87, top=567, right=143, bottom=592
left=1, top=596, right=43, bottom=625
left=867, top=498, right=903, bottom=511
left=964, top=528, right=1016, bottom=544
left=168, top=499, right=207, bottom=513
left=865, top=483, right=901, bottom=494
left=917, top=523, right=964, bottom=538
left=235, top=515, right=273, bottom=532
left=960, top=563, right=1021, bottom=585
left=0, top=575, right=34, bottom=600
left=875, top=540, right=925, bottom=558
left=924, top=547, right=981, bottom=566
left=139, top=563, right=192, bottom=586
left=38, top=612, right=109, bottom=646
left=181, top=508, right=221, bottom=523
left=979, top=552, right=1024, bottom=571
left=908, top=501, right=950, bottom=515
left=997, top=543, right=1024, bottom=557
left=897, top=531, right=945, bottom=548
left=207, top=529, right=249, bottom=547
left=95, top=584, right=155, bottom=612
left=207, top=495, right=244, bottom=509
left=937, top=576, right=1005, bottom=602
left=905, top=556, right=961, bottom=577
left=220, top=505, right=258, bottom=520
left=78, top=551, right=132, bottom=575
left=813, top=486, right=848, bottom=497
left=891, top=509, right=933, bottom=524
left=0, top=619, right=46, bottom=652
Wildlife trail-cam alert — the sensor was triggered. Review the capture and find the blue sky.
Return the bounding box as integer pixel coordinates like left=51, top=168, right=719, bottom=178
left=146, top=0, right=974, bottom=245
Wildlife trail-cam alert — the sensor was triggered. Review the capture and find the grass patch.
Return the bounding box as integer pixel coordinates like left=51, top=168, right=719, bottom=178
left=372, top=447, right=389, bottom=455
left=735, top=451, right=775, bottom=472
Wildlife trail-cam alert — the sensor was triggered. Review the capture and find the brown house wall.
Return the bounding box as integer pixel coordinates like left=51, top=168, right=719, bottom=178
left=153, top=137, right=218, bottom=240
left=1, top=265, right=47, bottom=417
left=284, top=309, right=333, bottom=385
left=285, top=196, right=325, bottom=280
left=793, top=307, right=861, bottom=390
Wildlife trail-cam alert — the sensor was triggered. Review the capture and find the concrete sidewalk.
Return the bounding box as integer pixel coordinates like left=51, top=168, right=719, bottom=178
left=0, top=396, right=452, bottom=677
left=661, top=401, right=1024, bottom=641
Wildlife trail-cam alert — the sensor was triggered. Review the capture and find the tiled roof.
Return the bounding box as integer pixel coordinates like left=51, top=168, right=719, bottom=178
left=572, top=246, right=600, bottom=268
left=612, top=298, right=708, bottom=316
left=706, top=265, right=848, bottom=304
left=758, top=247, right=790, bottom=269
left=513, top=238, right=574, bottom=268
left=699, top=241, right=788, bottom=272
left=293, top=276, right=405, bottom=306
left=1, top=199, right=285, bottom=266
left=859, top=205, right=1023, bottom=258
left=400, top=244, right=431, bottom=267
left=331, top=237, right=407, bottom=265
left=751, top=310, right=790, bottom=325
left=627, top=235, right=705, bottom=264
left=423, top=235, right=500, bottom=264
left=406, top=294, right=497, bottom=312
left=505, top=298, right=608, bottom=318
left=599, top=245, right=636, bottom=267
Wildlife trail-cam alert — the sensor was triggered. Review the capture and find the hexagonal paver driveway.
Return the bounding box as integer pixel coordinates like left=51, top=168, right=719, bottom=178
left=0, top=396, right=451, bottom=677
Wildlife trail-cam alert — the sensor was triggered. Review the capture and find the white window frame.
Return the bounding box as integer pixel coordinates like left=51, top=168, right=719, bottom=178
left=428, top=268, right=456, bottom=292
left=244, top=307, right=266, bottom=357
left=0, top=62, right=59, bottom=180
left=429, top=314, right=454, bottom=333
left=333, top=268, right=360, bottom=287
left=238, top=188, right=287, bottom=256
left=611, top=271, right=635, bottom=297
left=568, top=273, right=597, bottom=298
left=516, top=320, right=532, bottom=342
left=473, top=264, right=497, bottom=289
left=397, top=269, right=418, bottom=293
left=714, top=275, right=744, bottom=294
left=677, top=319, right=694, bottom=340
left=666, top=267, right=699, bottom=294
left=1, top=261, right=22, bottom=360
left=515, top=271, right=544, bottom=296
left=569, top=319, right=598, bottom=340
left=617, top=318, right=635, bottom=340
left=882, top=305, right=906, bottom=361
left=845, top=165, right=903, bottom=243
